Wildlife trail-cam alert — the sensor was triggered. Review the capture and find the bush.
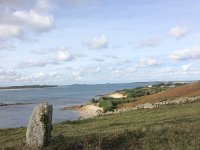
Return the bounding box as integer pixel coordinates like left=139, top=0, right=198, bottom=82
left=98, top=98, right=133, bottom=112
left=99, top=100, right=113, bottom=112
left=90, top=98, right=99, bottom=103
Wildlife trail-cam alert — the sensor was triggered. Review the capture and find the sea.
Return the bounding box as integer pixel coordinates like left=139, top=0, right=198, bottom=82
left=0, top=82, right=156, bottom=128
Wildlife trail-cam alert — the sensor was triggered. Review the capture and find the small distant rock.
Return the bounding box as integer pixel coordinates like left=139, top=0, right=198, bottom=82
left=136, top=103, right=154, bottom=109
left=26, top=103, right=53, bottom=149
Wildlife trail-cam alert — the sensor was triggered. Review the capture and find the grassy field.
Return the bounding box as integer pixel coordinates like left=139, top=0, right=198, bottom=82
left=1, top=100, right=200, bottom=150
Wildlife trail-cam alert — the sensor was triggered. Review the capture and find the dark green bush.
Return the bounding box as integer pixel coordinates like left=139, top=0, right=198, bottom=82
left=99, top=100, right=113, bottom=112
left=90, top=98, right=99, bottom=103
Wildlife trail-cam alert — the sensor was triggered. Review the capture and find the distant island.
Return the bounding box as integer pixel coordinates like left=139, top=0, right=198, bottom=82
left=0, top=85, right=58, bottom=90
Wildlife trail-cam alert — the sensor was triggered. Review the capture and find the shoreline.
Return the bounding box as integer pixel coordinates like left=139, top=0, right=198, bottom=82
left=63, top=91, right=126, bottom=119
left=63, top=93, right=200, bottom=120
left=0, top=102, right=34, bottom=107
left=63, top=103, right=103, bottom=119
left=0, top=85, right=57, bottom=91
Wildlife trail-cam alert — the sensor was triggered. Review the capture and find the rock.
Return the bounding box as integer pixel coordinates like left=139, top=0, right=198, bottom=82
left=26, top=103, right=53, bottom=149
left=142, top=103, right=154, bottom=109
left=136, top=103, right=154, bottom=109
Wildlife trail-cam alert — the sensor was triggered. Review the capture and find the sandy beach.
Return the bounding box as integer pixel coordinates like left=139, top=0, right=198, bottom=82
left=64, top=103, right=103, bottom=119
left=77, top=104, right=103, bottom=119
left=63, top=91, right=127, bottom=119
left=104, top=91, right=127, bottom=98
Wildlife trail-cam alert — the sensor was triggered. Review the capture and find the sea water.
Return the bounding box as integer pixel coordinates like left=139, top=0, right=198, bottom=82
left=0, top=82, right=155, bottom=128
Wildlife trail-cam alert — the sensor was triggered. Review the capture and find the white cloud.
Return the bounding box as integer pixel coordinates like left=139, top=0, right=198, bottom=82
left=17, top=59, right=53, bottom=68
left=111, top=68, right=124, bottom=77
left=111, top=67, right=137, bottom=79
left=0, top=68, right=21, bottom=82
left=0, top=1, right=54, bottom=42
left=103, top=54, right=118, bottom=59
left=18, top=48, right=74, bottom=68
left=18, top=71, right=59, bottom=82
left=14, top=9, right=54, bottom=32
left=92, top=58, right=105, bottom=62
left=170, top=45, right=200, bottom=60
left=114, top=59, right=131, bottom=65
left=57, top=49, right=73, bottom=61
left=181, top=64, right=192, bottom=72
left=153, top=64, right=200, bottom=78
left=87, top=35, right=109, bottom=49
left=169, top=25, right=189, bottom=39
left=136, top=57, right=162, bottom=68
left=36, top=0, right=53, bottom=13
left=84, top=66, right=101, bottom=73
left=0, top=24, right=23, bottom=40
left=72, top=71, right=82, bottom=80
left=135, top=37, right=161, bottom=48
left=31, top=49, right=47, bottom=55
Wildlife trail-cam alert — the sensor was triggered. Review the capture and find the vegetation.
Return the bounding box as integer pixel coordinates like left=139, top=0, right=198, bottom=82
left=40, top=113, right=51, bottom=146
left=90, top=98, right=99, bottom=103
left=120, top=81, right=200, bottom=108
left=99, top=99, right=113, bottom=112
left=99, top=97, right=131, bottom=112
left=121, top=85, right=168, bottom=98
left=94, top=83, right=173, bottom=112
left=1, top=101, right=200, bottom=149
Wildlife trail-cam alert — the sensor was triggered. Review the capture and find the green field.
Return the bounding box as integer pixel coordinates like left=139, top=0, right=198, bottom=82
left=1, top=100, right=200, bottom=150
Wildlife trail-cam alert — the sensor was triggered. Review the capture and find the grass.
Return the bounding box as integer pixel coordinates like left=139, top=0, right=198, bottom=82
left=1, top=100, right=200, bottom=149
left=121, top=85, right=168, bottom=98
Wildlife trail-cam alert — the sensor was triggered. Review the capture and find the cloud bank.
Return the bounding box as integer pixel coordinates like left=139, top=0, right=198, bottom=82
left=170, top=45, right=200, bottom=60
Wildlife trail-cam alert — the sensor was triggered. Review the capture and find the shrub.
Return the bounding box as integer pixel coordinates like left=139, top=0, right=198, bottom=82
left=99, top=100, right=113, bottom=112
left=90, top=98, right=99, bottom=103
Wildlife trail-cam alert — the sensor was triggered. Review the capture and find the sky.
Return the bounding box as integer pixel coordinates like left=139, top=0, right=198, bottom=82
left=0, top=0, right=200, bottom=86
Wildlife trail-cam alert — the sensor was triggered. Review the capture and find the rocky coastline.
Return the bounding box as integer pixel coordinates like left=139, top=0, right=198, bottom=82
left=0, top=102, right=34, bottom=107
left=63, top=96, right=200, bottom=119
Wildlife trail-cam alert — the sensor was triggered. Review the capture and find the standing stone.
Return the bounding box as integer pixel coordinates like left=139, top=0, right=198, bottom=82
left=26, top=103, right=53, bottom=148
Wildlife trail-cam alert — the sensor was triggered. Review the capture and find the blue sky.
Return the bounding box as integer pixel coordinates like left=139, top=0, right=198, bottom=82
left=0, top=0, right=200, bottom=86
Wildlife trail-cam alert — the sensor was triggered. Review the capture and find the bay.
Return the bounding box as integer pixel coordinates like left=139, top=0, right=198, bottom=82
left=0, top=82, right=155, bottom=128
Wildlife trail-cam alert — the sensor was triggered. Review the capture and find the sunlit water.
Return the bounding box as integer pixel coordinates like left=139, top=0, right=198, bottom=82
left=0, top=82, right=155, bottom=128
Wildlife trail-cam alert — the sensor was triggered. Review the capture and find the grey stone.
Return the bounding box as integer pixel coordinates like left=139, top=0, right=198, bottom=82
left=26, top=103, right=53, bottom=148
left=143, top=103, right=154, bottom=109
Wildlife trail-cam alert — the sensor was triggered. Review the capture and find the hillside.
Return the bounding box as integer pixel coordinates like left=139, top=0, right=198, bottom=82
left=1, top=100, right=200, bottom=149
left=120, top=82, right=200, bottom=108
